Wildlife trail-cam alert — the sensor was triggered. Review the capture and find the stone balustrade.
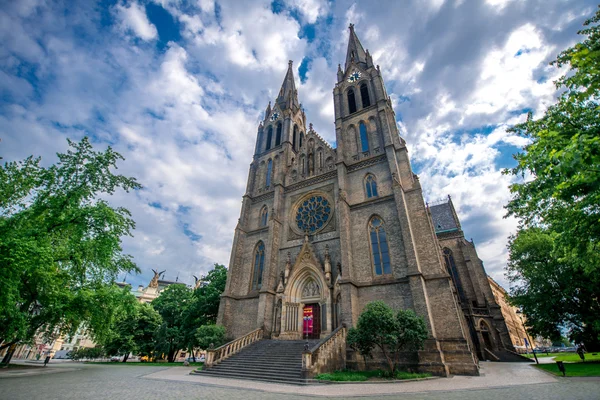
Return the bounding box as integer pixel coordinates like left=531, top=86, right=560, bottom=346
left=205, top=327, right=263, bottom=368
left=301, top=324, right=346, bottom=378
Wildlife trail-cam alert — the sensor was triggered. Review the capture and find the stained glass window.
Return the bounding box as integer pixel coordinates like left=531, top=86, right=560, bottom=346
left=252, top=242, right=265, bottom=290
left=295, top=195, right=331, bottom=233
left=266, top=159, right=272, bottom=187
left=365, top=175, right=378, bottom=198
left=360, top=122, right=369, bottom=152
left=370, top=217, right=391, bottom=275
left=260, top=206, right=268, bottom=227
left=293, top=125, right=298, bottom=151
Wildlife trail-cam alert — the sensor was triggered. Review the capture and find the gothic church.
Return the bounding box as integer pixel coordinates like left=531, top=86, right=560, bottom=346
left=217, top=25, right=514, bottom=376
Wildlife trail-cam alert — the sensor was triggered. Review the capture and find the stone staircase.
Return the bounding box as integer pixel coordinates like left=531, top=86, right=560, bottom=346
left=193, top=339, right=320, bottom=385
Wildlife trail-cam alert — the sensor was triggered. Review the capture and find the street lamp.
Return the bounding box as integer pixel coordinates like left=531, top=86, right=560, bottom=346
left=516, top=310, right=538, bottom=364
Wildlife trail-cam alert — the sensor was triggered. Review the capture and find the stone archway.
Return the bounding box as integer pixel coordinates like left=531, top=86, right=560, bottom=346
left=276, top=240, right=332, bottom=340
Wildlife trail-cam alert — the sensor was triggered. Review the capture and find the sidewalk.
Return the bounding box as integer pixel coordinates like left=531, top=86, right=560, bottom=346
left=0, top=361, right=80, bottom=379
left=142, top=362, right=558, bottom=397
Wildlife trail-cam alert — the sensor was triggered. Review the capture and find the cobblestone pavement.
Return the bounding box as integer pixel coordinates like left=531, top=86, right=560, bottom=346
left=0, top=362, right=598, bottom=400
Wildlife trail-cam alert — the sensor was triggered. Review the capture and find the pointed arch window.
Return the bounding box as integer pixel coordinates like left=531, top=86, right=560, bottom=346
left=275, top=122, right=282, bottom=146
left=359, top=122, right=369, bottom=152
left=266, top=159, right=272, bottom=187
left=347, top=88, right=357, bottom=114
left=260, top=206, right=268, bottom=227
left=365, top=174, right=378, bottom=198
left=293, top=125, right=298, bottom=151
left=369, top=216, right=391, bottom=275
left=360, top=83, right=370, bottom=107
left=443, top=248, right=466, bottom=303
left=252, top=242, right=265, bottom=290
left=300, top=132, right=304, bottom=148
left=266, top=126, right=273, bottom=151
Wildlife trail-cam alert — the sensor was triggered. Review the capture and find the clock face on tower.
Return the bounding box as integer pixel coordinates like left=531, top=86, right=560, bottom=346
left=347, top=70, right=361, bottom=83
left=270, top=111, right=279, bottom=121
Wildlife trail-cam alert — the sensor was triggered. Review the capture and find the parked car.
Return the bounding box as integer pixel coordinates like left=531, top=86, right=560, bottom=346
left=185, top=355, right=205, bottom=362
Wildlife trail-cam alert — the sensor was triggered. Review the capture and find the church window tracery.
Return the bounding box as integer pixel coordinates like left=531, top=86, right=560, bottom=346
left=369, top=216, right=391, bottom=275
left=266, top=159, right=272, bottom=187
left=443, top=248, right=466, bottom=303
left=251, top=242, right=265, bottom=290
left=360, top=83, right=370, bottom=107
left=276, top=122, right=282, bottom=146
left=295, top=195, right=331, bottom=233
left=359, top=122, right=369, bottom=152
left=266, top=126, right=273, bottom=151
left=365, top=174, right=378, bottom=198
left=348, top=88, right=357, bottom=114
left=260, top=206, right=268, bottom=227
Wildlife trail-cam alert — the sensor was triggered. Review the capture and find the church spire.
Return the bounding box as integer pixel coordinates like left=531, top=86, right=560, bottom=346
left=276, top=60, right=300, bottom=111
left=345, top=23, right=368, bottom=73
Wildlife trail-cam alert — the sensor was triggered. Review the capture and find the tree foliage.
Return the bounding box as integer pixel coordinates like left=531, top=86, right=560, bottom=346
left=151, top=284, right=192, bottom=362
left=195, top=324, right=226, bottom=351
left=505, top=8, right=600, bottom=350
left=0, top=137, right=141, bottom=358
left=103, top=299, right=162, bottom=362
left=346, top=301, right=428, bottom=374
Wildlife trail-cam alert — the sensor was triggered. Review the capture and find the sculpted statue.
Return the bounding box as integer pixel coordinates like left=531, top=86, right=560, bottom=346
left=149, top=269, right=165, bottom=288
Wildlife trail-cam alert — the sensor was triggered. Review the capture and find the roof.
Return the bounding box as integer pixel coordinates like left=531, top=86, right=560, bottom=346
left=430, top=201, right=459, bottom=233
left=345, top=24, right=368, bottom=72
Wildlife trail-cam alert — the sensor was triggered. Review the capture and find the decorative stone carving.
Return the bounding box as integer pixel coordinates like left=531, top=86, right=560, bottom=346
left=284, top=252, right=291, bottom=285
left=149, top=269, right=165, bottom=289
left=324, top=245, right=332, bottom=285
left=302, top=280, right=320, bottom=298
left=277, top=272, right=285, bottom=293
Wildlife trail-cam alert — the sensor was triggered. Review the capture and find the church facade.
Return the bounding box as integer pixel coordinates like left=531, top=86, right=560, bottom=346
left=217, top=25, right=510, bottom=376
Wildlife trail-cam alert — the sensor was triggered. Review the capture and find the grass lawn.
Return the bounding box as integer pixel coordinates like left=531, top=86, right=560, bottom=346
left=535, top=362, right=600, bottom=377
left=315, top=370, right=432, bottom=382
left=524, top=352, right=600, bottom=362
left=85, top=361, right=204, bottom=367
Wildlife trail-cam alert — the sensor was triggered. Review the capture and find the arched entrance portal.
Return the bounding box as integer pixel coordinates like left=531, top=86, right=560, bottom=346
left=275, top=240, right=332, bottom=340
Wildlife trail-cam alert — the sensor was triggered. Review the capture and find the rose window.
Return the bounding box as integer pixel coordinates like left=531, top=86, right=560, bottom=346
left=295, top=195, right=331, bottom=233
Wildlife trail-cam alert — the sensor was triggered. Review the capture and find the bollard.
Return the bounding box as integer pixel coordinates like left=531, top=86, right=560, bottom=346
left=555, top=361, right=566, bottom=377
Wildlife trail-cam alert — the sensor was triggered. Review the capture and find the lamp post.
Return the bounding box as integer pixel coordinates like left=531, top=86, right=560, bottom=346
left=516, top=310, right=538, bottom=364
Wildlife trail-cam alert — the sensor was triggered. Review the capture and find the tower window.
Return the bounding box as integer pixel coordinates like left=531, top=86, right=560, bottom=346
left=360, top=83, right=370, bottom=108
left=275, top=123, right=282, bottom=146
left=293, top=125, right=298, bottom=151
left=443, top=248, right=466, bottom=303
left=252, top=242, right=265, bottom=290
left=266, top=126, right=273, bottom=151
left=300, top=132, right=304, bottom=148
left=347, top=88, right=357, bottom=114
left=365, top=174, right=378, bottom=198
left=359, top=122, right=369, bottom=152
left=260, top=206, right=268, bottom=227
left=369, top=216, right=391, bottom=275
left=266, top=159, right=272, bottom=187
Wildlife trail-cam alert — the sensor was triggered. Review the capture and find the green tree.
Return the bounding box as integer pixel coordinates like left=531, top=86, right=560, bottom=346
left=505, top=7, right=600, bottom=272
left=346, top=301, right=428, bottom=374
left=506, top=228, right=600, bottom=350
left=103, top=300, right=162, bottom=362
left=195, top=324, right=226, bottom=351
left=504, top=7, right=600, bottom=351
left=151, top=284, right=192, bottom=362
left=183, top=264, right=227, bottom=359
left=0, top=137, right=140, bottom=365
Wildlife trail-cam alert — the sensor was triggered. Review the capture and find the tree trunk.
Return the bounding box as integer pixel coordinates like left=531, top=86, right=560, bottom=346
left=1, top=343, right=18, bottom=367
left=191, top=349, right=196, bottom=363
left=122, top=353, right=129, bottom=363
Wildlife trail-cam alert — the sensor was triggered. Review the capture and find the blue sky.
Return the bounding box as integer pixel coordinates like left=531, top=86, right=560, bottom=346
left=0, top=0, right=596, bottom=289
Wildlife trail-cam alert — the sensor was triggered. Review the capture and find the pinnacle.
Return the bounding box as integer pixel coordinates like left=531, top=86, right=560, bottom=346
left=345, top=23, right=368, bottom=73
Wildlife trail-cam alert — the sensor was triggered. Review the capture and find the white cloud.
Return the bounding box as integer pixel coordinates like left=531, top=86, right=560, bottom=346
left=114, top=1, right=158, bottom=41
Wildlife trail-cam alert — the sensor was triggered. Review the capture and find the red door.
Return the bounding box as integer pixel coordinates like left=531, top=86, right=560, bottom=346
left=303, top=304, right=321, bottom=339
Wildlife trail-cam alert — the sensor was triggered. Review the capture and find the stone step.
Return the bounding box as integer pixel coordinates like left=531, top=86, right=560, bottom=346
left=198, top=369, right=302, bottom=381
left=210, top=364, right=302, bottom=374
left=192, top=370, right=316, bottom=386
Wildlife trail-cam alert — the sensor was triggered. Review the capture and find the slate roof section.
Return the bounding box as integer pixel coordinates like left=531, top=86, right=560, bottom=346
left=430, top=202, right=459, bottom=233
